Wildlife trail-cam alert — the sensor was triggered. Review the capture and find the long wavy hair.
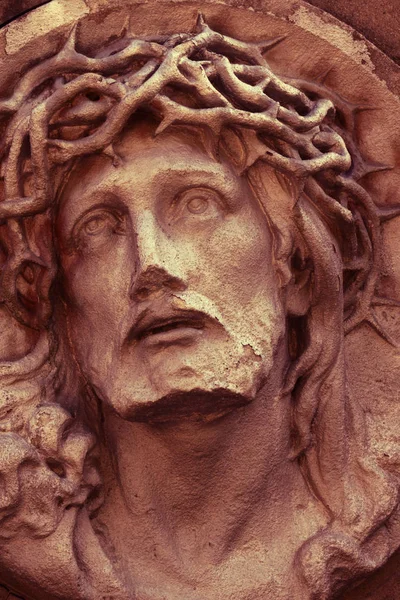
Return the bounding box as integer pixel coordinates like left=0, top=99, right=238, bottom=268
left=0, top=16, right=398, bottom=599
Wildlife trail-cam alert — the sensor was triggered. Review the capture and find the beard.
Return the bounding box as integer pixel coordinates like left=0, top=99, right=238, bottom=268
left=70, top=289, right=286, bottom=423
left=129, top=388, right=252, bottom=424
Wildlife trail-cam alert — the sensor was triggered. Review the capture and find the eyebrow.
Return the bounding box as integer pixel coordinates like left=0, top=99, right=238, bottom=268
left=60, top=159, right=243, bottom=232
left=59, top=189, right=126, bottom=237
left=147, top=163, right=243, bottom=197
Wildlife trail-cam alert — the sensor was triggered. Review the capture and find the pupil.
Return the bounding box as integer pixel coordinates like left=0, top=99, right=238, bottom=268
left=187, top=197, right=208, bottom=214
left=86, top=217, right=102, bottom=232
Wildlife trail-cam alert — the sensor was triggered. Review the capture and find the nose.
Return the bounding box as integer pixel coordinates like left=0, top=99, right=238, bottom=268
left=130, top=210, right=187, bottom=301
left=131, top=266, right=186, bottom=301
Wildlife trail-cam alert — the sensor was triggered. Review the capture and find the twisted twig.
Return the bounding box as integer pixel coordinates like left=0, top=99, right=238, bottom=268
left=0, top=16, right=394, bottom=336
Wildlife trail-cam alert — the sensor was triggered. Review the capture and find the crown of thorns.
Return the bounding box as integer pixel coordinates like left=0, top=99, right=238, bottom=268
left=0, top=15, right=399, bottom=339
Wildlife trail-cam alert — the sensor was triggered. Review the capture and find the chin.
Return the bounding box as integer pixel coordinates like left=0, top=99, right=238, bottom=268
left=119, top=388, right=254, bottom=424
left=95, top=336, right=273, bottom=422
left=103, top=357, right=267, bottom=423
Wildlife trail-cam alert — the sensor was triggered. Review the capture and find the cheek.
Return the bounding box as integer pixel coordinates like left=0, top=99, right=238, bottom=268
left=59, top=240, right=133, bottom=329
left=198, top=211, right=276, bottom=305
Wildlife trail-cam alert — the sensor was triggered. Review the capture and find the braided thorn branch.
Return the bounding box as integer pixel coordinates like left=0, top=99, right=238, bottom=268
left=4, top=115, right=31, bottom=200
left=0, top=197, right=46, bottom=220
left=0, top=25, right=164, bottom=116
left=0, top=218, right=39, bottom=316
left=0, top=16, right=396, bottom=341
left=152, top=96, right=350, bottom=174
left=50, top=96, right=114, bottom=127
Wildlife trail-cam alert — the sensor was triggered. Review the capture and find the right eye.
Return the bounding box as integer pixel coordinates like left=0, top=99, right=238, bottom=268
left=185, top=195, right=210, bottom=215
left=72, top=208, right=127, bottom=250
left=83, top=214, right=114, bottom=236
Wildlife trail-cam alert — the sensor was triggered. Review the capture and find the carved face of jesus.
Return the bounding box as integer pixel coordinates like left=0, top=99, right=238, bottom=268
left=56, top=119, right=286, bottom=421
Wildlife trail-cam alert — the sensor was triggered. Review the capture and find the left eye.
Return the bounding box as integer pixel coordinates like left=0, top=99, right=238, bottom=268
left=173, top=187, right=223, bottom=222
left=186, top=196, right=209, bottom=214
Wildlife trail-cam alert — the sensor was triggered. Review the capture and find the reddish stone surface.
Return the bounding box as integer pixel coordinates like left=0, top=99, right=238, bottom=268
left=1, top=0, right=400, bottom=65
left=0, top=0, right=49, bottom=26
left=0, top=1, right=399, bottom=599
left=307, top=0, right=400, bottom=64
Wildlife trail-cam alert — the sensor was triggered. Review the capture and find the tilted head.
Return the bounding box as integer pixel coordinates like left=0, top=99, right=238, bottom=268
left=55, top=115, right=287, bottom=421
left=0, top=17, right=397, bottom=599
left=0, top=16, right=381, bottom=332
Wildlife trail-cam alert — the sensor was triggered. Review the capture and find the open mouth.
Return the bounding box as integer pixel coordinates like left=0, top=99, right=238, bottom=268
left=138, top=317, right=204, bottom=340
left=129, top=311, right=206, bottom=344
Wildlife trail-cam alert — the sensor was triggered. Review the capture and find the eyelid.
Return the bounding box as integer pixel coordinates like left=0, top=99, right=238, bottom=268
left=69, top=203, right=126, bottom=246
left=73, top=203, right=125, bottom=227
left=173, top=186, right=226, bottom=211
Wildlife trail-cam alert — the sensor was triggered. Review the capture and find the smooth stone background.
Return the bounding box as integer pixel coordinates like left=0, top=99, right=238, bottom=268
left=1, top=0, right=400, bottom=64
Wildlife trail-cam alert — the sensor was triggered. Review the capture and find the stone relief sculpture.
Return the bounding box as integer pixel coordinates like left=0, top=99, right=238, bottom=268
left=0, top=1, right=400, bottom=599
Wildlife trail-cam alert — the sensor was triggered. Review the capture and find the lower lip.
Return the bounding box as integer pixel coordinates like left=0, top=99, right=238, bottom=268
left=141, top=326, right=204, bottom=347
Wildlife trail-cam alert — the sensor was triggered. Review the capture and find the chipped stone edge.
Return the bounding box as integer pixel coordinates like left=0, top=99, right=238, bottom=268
left=287, top=4, right=375, bottom=70
left=0, top=0, right=399, bottom=96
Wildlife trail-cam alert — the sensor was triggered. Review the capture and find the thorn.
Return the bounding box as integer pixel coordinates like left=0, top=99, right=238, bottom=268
left=266, top=103, right=280, bottom=119
left=64, top=23, right=78, bottom=53
left=256, top=76, right=271, bottom=90
left=154, top=97, right=185, bottom=135
left=21, top=250, right=48, bottom=269
left=197, top=60, right=213, bottom=68
left=365, top=162, right=393, bottom=174
left=358, top=161, right=394, bottom=179
left=255, top=35, right=288, bottom=55
left=337, top=103, right=380, bottom=134
left=53, top=76, right=66, bottom=91
left=203, top=126, right=221, bottom=159
left=240, top=129, right=271, bottom=171
left=207, top=119, right=223, bottom=139
left=377, top=204, right=400, bottom=222
left=102, top=144, right=121, bottom=167
left=196, top=13, right=207, bottom=33
left=352, top=104, right=380, bottom=115
left=366, top=311, right=400, bottom=348
left=47, top=139, right=64, bottom=150
left=343, top=257, right=369, bottom=271
left=0, top=100, right=14, bottom=115
left=155, top=116, right=175, bottom=136
left=119, top=15, right=130, bottom=38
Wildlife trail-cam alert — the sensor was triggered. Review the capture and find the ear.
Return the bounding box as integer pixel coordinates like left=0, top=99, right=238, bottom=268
left=14, top=261, right=53, bottom=328
left=2, top=213, right=54, bottom=330
left=285, top=247, right=313, bottom=317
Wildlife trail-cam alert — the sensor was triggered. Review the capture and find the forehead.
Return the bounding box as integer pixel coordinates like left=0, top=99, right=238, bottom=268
left=56, top=119, right=245, bottom=227
left=62, top=120, right=217, bottom=189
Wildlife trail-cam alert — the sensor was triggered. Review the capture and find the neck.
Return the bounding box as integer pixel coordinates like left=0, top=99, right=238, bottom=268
left=96, top=358, right=326, bottom=595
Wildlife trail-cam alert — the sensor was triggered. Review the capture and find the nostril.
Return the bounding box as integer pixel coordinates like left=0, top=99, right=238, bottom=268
left=166, top=277, right=186, bottom=292
left=133, top=285, right=152, bottom=301
left=131, top=267, right=187, bottom=301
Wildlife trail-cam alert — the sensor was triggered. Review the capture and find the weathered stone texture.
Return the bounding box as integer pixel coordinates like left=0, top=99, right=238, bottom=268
left=0, top=1, right=399, bottom=599
left=0, top=0, right=48, bottom=26
left=1, top=0, right=400, bottom=65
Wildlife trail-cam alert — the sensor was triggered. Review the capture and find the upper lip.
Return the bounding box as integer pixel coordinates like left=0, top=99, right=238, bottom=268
left=128, top=308, right=207, bottom=342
